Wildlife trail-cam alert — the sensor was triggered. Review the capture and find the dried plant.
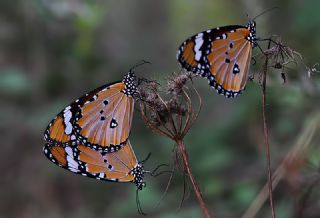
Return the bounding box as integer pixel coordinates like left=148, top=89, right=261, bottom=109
left=254, top=36, right=316, bottom=218
left=138, top=72, right=210, bottom=217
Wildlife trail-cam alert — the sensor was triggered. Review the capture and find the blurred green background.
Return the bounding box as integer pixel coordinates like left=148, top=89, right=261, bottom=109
left=1, top=0, right=320, bottom=218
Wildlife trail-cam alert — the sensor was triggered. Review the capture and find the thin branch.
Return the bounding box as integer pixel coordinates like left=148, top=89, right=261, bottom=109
left=261, top=39, right=277, bottom=218
left=190, top=81, right=203, bottom=125
left=176, top=139, right=211, bottom=218
left=181, top=89, right=193, bottom=136
left=178, top=105, right=184, bottom=133
left=177, top=172, right=189, bottom=211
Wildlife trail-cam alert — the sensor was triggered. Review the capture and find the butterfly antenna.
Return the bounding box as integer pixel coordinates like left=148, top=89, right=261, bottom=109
left=178, top=172, right=188, bottom=211
left=136, top=189, right=146, bottom=215
left=141, top=152, right=152, bottom=164
left=130, top=60, right=151, bottom=71
left=252, top=6, right=280, bottom=21
left=150, top=163, right=173, bottom=177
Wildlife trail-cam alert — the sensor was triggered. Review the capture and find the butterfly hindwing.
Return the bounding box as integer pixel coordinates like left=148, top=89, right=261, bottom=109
left=43, top=140, right=139, bottom=182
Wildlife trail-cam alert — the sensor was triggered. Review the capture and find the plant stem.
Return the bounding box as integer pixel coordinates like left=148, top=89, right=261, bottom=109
left=176, top=138, right=211, bottom=218
left=261, top=40, right=276, bottom=218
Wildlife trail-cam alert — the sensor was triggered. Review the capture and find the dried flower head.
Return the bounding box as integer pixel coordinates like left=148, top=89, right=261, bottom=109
left=138, top=71, right=201, bottom=139
left=167, top=72, right=193, bottom=96
left=264, top=36, right=303, bottom=70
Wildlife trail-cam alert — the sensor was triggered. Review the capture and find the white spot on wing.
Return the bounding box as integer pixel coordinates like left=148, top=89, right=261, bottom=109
left=63, top=106, right=73, bottom=134
left=64, top=111, right=72, bottom=124
left=194, top=33, right=204, bottom=61
left=69, top=167, right=80, bottom=173
left=65, top=146, right=79, bottom=170
left=65, top=122, right=72, bottom=134
left=64, top=106, right=71, bottom=112
left=65, top=147, right=73, bottom=157
left=67, top=155, right=78, bottom=169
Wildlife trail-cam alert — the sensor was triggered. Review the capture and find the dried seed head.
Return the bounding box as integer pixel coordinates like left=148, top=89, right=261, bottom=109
left=167, top=98, right=187, bottom=116
left=264, top=37, right=302, bottom=69
left=138, top=71, right=202, bottom=140
left=167, top=72, right=192, bottom=95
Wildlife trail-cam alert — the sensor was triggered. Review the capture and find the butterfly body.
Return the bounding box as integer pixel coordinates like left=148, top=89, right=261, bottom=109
left=177, top=21, right=257, bottom=98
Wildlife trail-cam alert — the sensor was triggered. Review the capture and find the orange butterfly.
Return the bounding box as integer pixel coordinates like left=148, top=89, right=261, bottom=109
left=177, top=20, right=257, bottom=98
left=44, top=71, right=136, bottom=152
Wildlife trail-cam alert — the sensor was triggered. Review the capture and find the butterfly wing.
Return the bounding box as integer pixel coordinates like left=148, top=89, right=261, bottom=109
left=43, top=140, right=138, bottom=182
left=44, top=111, right=76, bottom=145
left=73, top=82, right=135, bottom=151
left=44, top=72, right=136, bottom=151
left=177, top=25, right=255, bottom=97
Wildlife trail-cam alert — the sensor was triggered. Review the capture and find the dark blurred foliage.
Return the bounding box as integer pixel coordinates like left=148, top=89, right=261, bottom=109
left=1, top=0, right=320, bottom=218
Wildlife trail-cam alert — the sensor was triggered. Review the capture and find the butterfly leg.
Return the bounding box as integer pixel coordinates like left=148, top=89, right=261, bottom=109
left=150, top=164, right=173, bottom=177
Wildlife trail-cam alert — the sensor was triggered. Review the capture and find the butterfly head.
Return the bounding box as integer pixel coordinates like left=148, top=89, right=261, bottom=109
left=131, top=163, right=146, bottom=190
left=246, top=20, right=257, bottom=45
left=123, top=70, right=138, bottom=96
left=247, top=20, right=256, bottom=32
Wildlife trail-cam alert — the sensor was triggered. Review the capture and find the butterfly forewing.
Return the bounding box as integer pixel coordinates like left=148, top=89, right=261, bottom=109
left=44, top=71, right=137, bottom=151
left=44, top=114, right=74, bottom=145
left=177, top=25, right=245, bottom=77
left=207, top=29, right=253, bottom=96
left=74, top=82, right=135, bottom=151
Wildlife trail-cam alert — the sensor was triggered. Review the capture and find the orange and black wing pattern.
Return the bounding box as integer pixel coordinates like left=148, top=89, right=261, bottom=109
left=43, top=140, right=145, bottom=188
left=177, top=21, right=257, bottom=98
left=44, top=71, right=137, bottom=151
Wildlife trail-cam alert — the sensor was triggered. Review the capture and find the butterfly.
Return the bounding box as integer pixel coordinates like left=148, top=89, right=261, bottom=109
left=44, top=71, right=137, bottom=152
left=43, top=69, right=150, bottom=189
left=177, top=20, right=257, bottom=98
left=43, top=140, right=146, bottom=189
